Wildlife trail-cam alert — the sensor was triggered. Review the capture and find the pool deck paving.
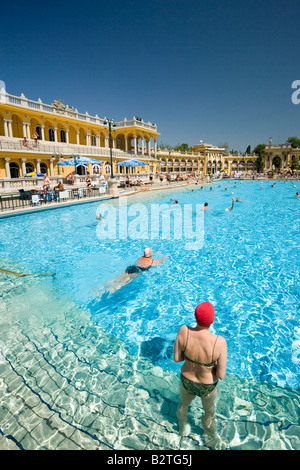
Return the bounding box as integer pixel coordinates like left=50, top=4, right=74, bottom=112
left=0, top=180, right=200, bottom=218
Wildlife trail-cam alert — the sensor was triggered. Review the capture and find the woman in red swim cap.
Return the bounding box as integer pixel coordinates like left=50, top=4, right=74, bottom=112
left=174, top=302, right=227, bottom=442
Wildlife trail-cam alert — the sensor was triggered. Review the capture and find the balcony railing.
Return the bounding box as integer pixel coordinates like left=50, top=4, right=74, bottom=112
left=0, top=90, right=158, bottom=132
left=0, top=138, right=156, bottom=160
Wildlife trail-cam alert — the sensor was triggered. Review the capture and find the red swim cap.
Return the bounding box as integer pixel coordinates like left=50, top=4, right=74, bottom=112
left=195, top=302, right=215, bottom=327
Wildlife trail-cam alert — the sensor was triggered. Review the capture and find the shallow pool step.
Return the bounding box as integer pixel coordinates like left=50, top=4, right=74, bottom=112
left=0, top=280, right=206, bottom=450
left=0, top=275, right=299, bottom=450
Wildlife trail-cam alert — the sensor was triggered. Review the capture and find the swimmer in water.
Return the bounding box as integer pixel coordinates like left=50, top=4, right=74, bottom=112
left=296, top=192, right=300, bottom=197
left=96, top=213, right=102, bottom=220
left=97, top=248, right=170, bottom=296
left=225, top=197, right=234, bottom=211
left=203, top=202, right=210, bottom=210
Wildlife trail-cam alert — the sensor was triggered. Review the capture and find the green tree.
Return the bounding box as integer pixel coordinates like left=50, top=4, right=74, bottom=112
left=245, top=145, right=251, bottom=154
left=253, top=144, right=265, bottom=172
left=291, top=159, right=300, bottom=170
left=253, top=144, right=265, bottom=157
left=173, top=143, right=190, bottom=152
left=286, top=136, right=300, bottom=148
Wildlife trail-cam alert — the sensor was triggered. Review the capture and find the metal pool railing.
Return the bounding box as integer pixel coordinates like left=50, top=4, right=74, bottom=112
left=0, top=187, right=106, bottom=213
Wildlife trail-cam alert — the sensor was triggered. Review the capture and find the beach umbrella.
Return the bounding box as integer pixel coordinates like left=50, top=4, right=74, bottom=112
left=58, top=156, right=104, bottom=166
left=23, top=172, right=44, bottom=177
left=116, top=159, right=149, bottom=167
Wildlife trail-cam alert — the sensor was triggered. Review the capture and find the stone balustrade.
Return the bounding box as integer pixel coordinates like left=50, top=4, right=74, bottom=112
left=0, top=137, right=156, bottom=159
left=0, top=88, right=157, bottom=132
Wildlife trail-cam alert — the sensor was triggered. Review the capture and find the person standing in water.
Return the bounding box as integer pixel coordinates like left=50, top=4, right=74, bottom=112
left=174, top=302, right=227, bottom=440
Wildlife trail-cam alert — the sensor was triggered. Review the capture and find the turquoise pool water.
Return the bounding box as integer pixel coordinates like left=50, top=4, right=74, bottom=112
left=0, top=179, right=299, bottom=449
left=0, top=180, right=299, bottom=388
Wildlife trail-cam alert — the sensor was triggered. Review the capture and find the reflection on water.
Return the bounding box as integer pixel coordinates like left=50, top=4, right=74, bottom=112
left=0, top=180, right=299, bottom=449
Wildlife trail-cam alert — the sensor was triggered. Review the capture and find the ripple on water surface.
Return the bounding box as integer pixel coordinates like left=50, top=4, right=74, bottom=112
left=0, top=180, right=299, bottom=390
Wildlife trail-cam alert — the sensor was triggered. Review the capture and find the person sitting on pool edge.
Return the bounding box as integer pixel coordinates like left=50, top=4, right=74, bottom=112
left=174, top=302, right=227, bottom=442
left=101, top=248, right=170, bottom=295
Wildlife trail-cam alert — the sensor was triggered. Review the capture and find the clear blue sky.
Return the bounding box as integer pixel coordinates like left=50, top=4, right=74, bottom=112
left=1, top=0, right=300, bottom=152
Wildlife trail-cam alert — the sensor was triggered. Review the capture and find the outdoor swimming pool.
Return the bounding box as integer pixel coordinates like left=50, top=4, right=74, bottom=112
left=0, top=179, right=299, bottom=450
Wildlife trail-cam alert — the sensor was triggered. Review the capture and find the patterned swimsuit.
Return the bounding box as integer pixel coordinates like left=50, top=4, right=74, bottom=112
left=180, top=328, right=219, bottom=398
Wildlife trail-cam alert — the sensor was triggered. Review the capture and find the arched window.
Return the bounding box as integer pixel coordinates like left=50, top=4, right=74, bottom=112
left=9, top=162, right=20, bottom=178
left=105, top=163, right=111, bottom=175
left=25, top=162, right=34, bottom=173
left=36, top=125, right=42, bottom=139
left=60, top=129, right=66, bottom=143
left=91, top=134, right=96, bottom=146
left=40, top=162, right=48, bottom=174
left=92, top=164, right=101, bottom=175
left=76, top=164, right=87, bottom=176
left=49, top=128, right=55, bottom=142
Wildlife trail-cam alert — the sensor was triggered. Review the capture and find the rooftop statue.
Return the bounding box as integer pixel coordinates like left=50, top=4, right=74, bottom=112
left=52, top=99, right=66, bottom=114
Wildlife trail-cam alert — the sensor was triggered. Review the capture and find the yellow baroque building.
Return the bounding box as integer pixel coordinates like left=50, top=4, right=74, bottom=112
left=263, top=140, right=300, bottom=170
left=0, top=83, right=259, bottom=184
left=0, top=85, right=160, bottom=179
left=158, top=141, right=257, bottom=175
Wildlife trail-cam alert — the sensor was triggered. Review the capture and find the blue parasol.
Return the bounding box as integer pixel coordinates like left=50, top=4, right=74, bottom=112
left=58, top=156, right=104, bottom=166
left=116, top=159, right=149, bottom=167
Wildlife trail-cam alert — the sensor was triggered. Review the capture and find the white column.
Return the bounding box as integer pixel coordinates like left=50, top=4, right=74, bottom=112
left=3, top=119, right=9, bottom=137
left=36, top=159, right=41, bottom=173
left=154, top=140, right=157, bottom=158
left=141, top=137, right=145, bottom=155
left=41, top=125, right=45, bottom=140
left=7, top=120, right=13, bottom=137
left=5, top=158, right=11, bottom=178
left=76, top=131, right=80, bottom=145
left=112, top=137, right=116, bottom=149
left=134, top=136, right=137, bottom=154
left=96, top=134, right=100, bottom=147
left=26, top=123, right=31, bottom=140
left=54, top=127, right=58, bottom=142
left=147, top=139, right=150, bottom=156
left=86, top=133, right=91, bottom=146
left=21, top=158, right=27, bottom=176
left=125, top=136, right=128, bottom=152
left=105, top=135, right=109, bottom=148
left=50, top=158, right=55, bottom=176
left=65, top=128, right=69, bottom=144
left=22, top=122, right=27, bottom=138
